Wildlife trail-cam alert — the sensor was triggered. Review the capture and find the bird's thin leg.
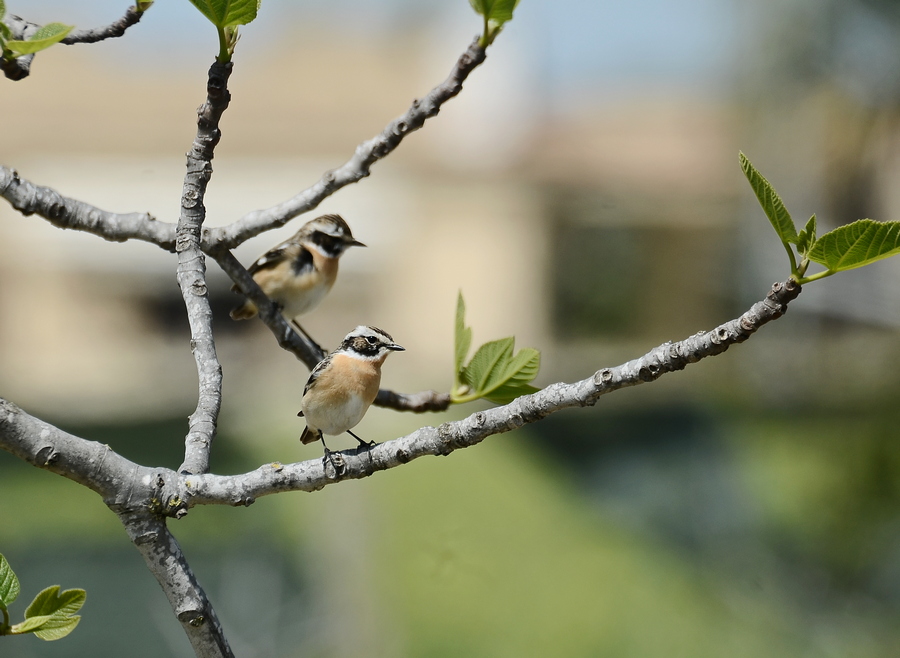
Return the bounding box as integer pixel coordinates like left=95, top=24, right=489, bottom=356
left=348, top=429, right=376, bottom=449
left=290, top=319, right=324, bottom=354
left=318, top=431, right=343, bottom=474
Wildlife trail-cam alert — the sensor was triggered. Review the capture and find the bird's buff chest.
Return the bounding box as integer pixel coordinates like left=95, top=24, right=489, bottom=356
left=301, top=353, right=382, bottom=435
left=256, top=253, right=339, bottom=318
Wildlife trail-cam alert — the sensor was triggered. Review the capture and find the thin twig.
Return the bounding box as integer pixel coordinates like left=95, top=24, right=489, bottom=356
left=206, top=37, right=488, bottom=249
left=210, top=247, right=452, bottom=412
left=1, top=6, right=149, bottom=80
left=62, top=5, right=146, bottom=45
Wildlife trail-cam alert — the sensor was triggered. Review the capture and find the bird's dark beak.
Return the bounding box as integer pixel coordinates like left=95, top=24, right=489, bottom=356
left=388, top=343, right=405, bottom=352
left=346, top=238, right=366, bottom=248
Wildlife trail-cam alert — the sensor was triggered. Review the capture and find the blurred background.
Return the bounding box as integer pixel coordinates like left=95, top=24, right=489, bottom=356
left=3, top=0, right=900, bottom=656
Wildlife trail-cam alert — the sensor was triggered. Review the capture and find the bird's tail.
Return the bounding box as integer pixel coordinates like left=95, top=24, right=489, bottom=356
left=229, top=300, right=258, bottom=320
left=299, top=424, right=319, bottom=445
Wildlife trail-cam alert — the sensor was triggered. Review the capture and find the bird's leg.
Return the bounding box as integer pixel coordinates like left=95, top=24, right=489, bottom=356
left=348, top=429, right=376, bottom=449
left=290, top=319, right=324, bottom=354
left=318, top=431, right=345, bottom=475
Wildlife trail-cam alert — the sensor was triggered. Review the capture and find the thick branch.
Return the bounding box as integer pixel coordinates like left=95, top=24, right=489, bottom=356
left=175, top=61, right=232, bottom=476
left=0, top=399, right=233, bottom=658
left=0, top=165, right=175, bottom=249
left=0, top=398, right=142, bottom=505
left=206, top=37, right=488, bottom=249
left=119, top=512, right=234, bottom=658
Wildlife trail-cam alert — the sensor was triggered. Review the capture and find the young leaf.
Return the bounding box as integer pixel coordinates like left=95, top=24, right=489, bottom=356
left=740, top=152, right=798, bottom=245
left=4, top=22, right=73, bottom=55
left=455, top=291, right=472, bottom=381
left=482, top=347, right=541, bottom=404
left=25, top=585, right=86, bottom=620
left=33, top=615, right=81, bottom=641
left=469, top=0, right=520, bottom=46
left=806, top=219, right=900, bottom=273
left=187, top=0, right=260, bottom=28
left=0, top=553, right=20, bottom=608
left=500, top=346, right=540, bottom=388
left=796, top=214, right=817, bottom=256
left=484, top=383, right=539, bottom=405
left=463, top=337, right=514, bottom=393
left=10, top=614, right=54, bottom=634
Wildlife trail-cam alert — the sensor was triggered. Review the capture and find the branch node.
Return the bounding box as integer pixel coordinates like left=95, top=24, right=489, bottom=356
left=593, top=368, right=614, bottom=387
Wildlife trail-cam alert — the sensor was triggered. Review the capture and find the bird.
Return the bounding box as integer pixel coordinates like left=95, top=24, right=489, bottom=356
left=229, top=214, right=365, bottom=342
left=298, top=325, right=405, bottom=470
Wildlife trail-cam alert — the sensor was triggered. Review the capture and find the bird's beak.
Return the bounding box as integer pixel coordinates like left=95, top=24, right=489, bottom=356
left=346, top=238, right=366, bottom=248
left=388, top=343, right=405, bottom=352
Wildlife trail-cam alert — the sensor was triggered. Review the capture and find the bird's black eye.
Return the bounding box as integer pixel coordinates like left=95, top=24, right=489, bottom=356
left=366, top=335, right=378, bottom=345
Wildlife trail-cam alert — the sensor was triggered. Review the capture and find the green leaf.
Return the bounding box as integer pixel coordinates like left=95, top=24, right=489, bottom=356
left=0, top=553, right=20, bottom=607
left=0, top=0, right=6, bottom=20
left=484, top=383, right=539, bottom=405
left=187, top=0, right=261, bottom=27
left=469, top=0, right=520, bottom=23
left=740, top=152, right=798, bottom=245
left=806, top=219, right=900, bottom=272
left=5, top=22, right=73, bottom=55
left=454, top=291, right=472, bottom=381
left=501, top=347, right=540, bottom=388
left=469, top=0, right=520, bottom=45
left=33, top=614, right=81, bottom=641
left=10, top=614, right=54, bottom=634
left=463, top=337, right=514, bottom=393
left=796, top=214, right=817, bottom=256
left=25, top=586, right=86, bottom=620
left=481, top=347, right=540, bottom=404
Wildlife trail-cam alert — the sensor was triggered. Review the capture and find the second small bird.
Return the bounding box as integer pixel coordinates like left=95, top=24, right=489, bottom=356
left=298, top=326, right=405, bottom=468
left=230, top=214, right=365, bottom=324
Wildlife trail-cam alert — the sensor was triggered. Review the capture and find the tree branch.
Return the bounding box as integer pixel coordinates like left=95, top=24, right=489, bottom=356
left=176, top=280, right=802, bottom=500
left=1, top=281, right=801, bottom=511
left=0, top=165, right=175, bottom=249
left=0, top=280, right=801, bottom=657
left=209, top=246, right=327, bottom=364
left=210, top=246, right=452, bottom=412
left=119, top=511, right=234, bottom=658
left=61, top=5, right=147, bottom=45
left=205, top=37, right=488, bottom=249
left=0, top=398, right=233, bottom=657
left=1, top=6, right=149, bottom=81
left=175, top=61, right=232, bottom=476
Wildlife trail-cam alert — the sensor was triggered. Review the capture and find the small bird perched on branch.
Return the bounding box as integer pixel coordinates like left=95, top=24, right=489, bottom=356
left=298, top=325, right=405, bottom=470
left=229, top=214, right=365, bottom=339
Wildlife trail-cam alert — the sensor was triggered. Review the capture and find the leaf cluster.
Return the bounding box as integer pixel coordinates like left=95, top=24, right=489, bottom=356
left=740, top=152, right=900, bottom=284
left=0, top=553, right=85, bottom=642
left=451, top=292, right=540, bottom=405
left=0, top=1, right=72, bottom=60
left=468, top=0, right=520, bottom=47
